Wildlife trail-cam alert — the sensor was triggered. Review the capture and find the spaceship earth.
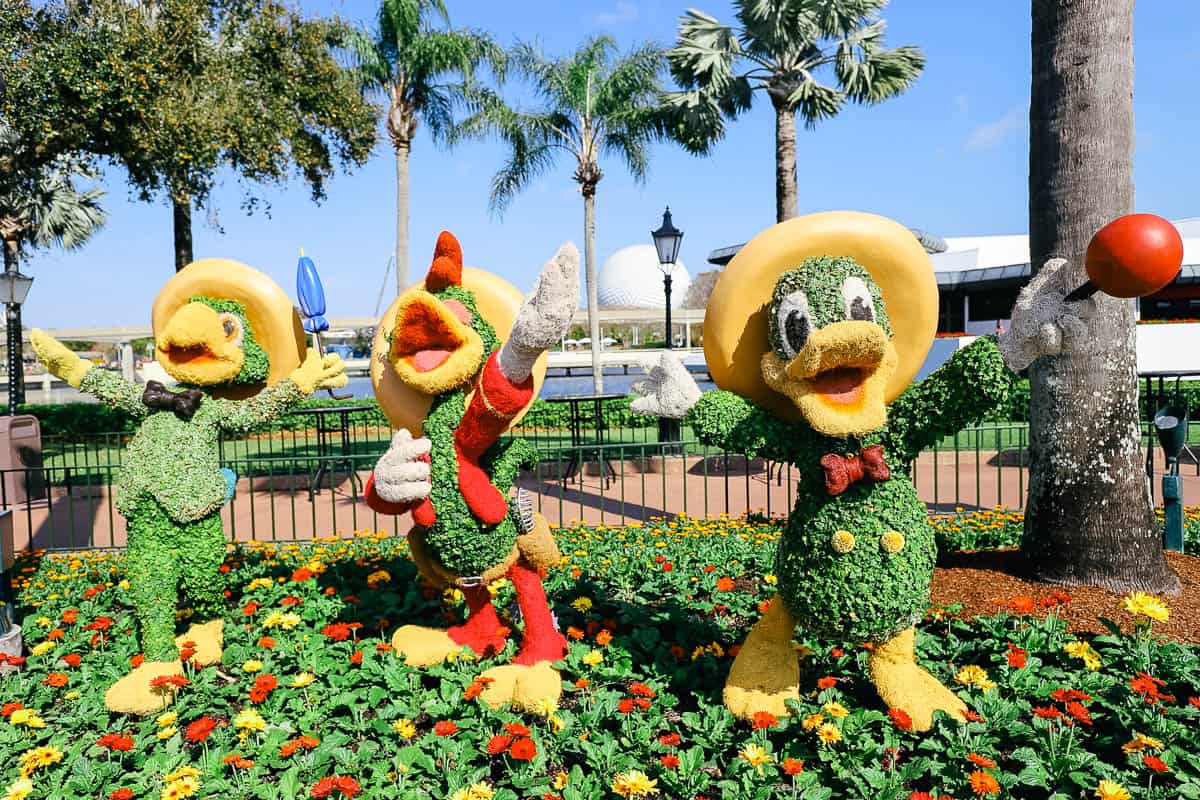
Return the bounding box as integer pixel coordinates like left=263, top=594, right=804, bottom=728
left=597, top=245, right=692, bottom=308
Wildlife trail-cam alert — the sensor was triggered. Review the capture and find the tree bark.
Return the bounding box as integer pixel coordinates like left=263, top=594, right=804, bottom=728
left=582, top=183, right=603, bottom=394
left=773, top=99, right=799, bottom=223
left=172, top=194, right=193, bottom=272
left=1025, top=0, right=1178, bottom=592
left=395, top=140, right=411, bottom=294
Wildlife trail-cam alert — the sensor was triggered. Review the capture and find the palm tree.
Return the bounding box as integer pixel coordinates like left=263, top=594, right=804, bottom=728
left=351, top=0, right=504, bottom=293
left=459, top=36, right=673, bottom=393
left=1024, top=0, right=1177, bottom=592
left=667, top=0, right=924, bottom=222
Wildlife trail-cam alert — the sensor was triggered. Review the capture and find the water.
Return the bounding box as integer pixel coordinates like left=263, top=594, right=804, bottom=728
left=343, top=368, right=717, bottom=399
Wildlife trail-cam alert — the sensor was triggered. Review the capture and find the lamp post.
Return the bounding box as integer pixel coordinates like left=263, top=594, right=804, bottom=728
left=1, top=265, right=33, bottom=415
left=651, top=207, right=684, bottom=446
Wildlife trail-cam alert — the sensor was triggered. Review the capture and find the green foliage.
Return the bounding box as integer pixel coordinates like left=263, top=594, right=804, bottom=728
left=191, top=296, right=269, bottom=386
left=665, top=0, right=926, bottom=151
left=4, top=517, right=1198, bottom=799
left=767, top=257, right=892, bottom=356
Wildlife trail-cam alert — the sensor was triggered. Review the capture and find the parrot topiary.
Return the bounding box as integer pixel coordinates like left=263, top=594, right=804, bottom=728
left=31, top=259, right=347, bottom=715
left=633, top=212, right=1012, bottom=731
left=365, top=231, right=579, bottom=713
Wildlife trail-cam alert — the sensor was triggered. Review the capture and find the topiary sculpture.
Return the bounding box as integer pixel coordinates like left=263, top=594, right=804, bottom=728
left=30, top=260, right=347, bottom=715
left=633, top=212, right=1013, bottom=731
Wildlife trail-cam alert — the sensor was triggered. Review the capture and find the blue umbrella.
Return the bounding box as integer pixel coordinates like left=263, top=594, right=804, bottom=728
left=295, top=248, right=351, bottom=399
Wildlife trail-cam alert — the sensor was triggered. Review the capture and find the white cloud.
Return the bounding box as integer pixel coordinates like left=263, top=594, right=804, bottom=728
left=594, top=0, right=638, bottom=26
left=964, top=106, right=1025, bottom=151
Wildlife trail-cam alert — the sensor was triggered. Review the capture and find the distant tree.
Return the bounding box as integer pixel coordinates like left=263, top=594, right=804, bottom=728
left=350, top=0, right=504, bottom=293
left=460, top=36, right=678, bottom=393
left=667, top=0, right=924, bottom=221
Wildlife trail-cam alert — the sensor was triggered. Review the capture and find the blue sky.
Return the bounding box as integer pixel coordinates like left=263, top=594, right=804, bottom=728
left=23, top=0, right=1200, bottom=328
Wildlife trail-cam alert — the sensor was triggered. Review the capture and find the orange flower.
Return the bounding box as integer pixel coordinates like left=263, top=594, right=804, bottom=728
left=817, top=676, right=838, bottom=690
left=42, top=672, right=69, bottom=688
left=258, top=636, right=276, bottom=649
left=968, top=771, right=1000, bottom=796
left=966, top=753, right=996, bottom=769
left=433, top=720, right=458, bottom=737
left=781, top=758, right=804, bottom=776
left=751, top=711, right=778, bottom=731
left=566, top=626, right=584, bottom=641
left=716, top=577, right=735, bottom=592
left=595, top=629, right=613, bottom=646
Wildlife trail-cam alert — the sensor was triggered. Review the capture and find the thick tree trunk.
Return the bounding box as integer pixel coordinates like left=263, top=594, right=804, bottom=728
left=773, top=100, right=798, bottom=223
left=1025, top=0, right=1179, bottom=592
left=582, top=184, right=603, bottom=394
left=172, top=195, right=193, bottom=272
left=395, top=141, right=411, bottom=294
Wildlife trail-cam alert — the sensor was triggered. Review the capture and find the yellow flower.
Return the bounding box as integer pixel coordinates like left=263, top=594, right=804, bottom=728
left=392, top=719, right=417, bottom=740
left=1063, top=641, right=1102, bottom=671
left=157, top=711, right=178, bottom=728
left=466, top=783, right=494, bottom=800
left=822, top=701, right=849, bottom=718
left=801, top=712, right=825, bottom=731
left=233, top=708, right=266, bottom=733
left=34, top=616, right=51, bottom=628
left=367, top=569, right=391, bottom=587
left=8, top=709, right=45, bottom=729
left=1095, top=780, right=1131, bottom=800
left=241, top=659, right=264, bottom=673
left=552, top=772, right=569, bottom=790
left=571, top=597, right=593, bottom=613
left=18, top=745, right=63, bottom=778
left=764, top=574, right=778, bottom=585
left=118, top=579, right=130, bottom=591
left=164, top=766, right=200, bottom=783
left=161, top=776, right=200, bottom=800
left=581, top=650, right=603, bottom=666
left=30, top=641, right=55, bottom=656
left=3, top=778, right=33, bottom=800
left=291, top=672, right=316, bottom=688
left=246, top=577, right=274, bottom=591
left=1121, top=732, right=1165, bottom=753
left=955, top=665, right=996, bottom=690
left=156, top=726, right=178, bottom=740
left=816, top=723, right=842, bottom=745
left=880, top=531, right=906, bottom=554
left=64, top=690, right=80, bottom=701
left=1121, top=592, right=1170, bottom=623
left=739, top=742, right=772, bottom=767
left=611, top=770, right=658, bottom=798
left=830, top=530, right=856, bottom=553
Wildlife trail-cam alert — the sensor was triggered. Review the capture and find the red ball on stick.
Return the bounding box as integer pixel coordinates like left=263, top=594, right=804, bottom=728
left=1065, top=214, right=1183, bottom=301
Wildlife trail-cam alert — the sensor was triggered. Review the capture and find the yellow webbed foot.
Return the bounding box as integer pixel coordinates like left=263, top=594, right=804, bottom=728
left=177, top=619, right=224, bottom=667
left=391, top=625, right=467, bottom=667
left=478, top=662, right=563, bottom=713
left=868, top=627, right=969, bottom=731
left=104, top=660, right=186, bottom=716
left=723, top=599, right=801, bottom=720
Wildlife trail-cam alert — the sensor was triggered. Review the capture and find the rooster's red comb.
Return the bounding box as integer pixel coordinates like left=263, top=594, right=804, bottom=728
left=425, top=231, right=463, bottom=291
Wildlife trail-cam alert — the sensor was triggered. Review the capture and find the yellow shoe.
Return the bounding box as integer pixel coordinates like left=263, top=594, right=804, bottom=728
left=478, top=662, right=562, bottom=713
left=868, top=627, right=969, bottom=731
left=391, top=625, right=466, bottom=667
left=177, top=619, right=224, bottom=667
left=104, top=660, right=186, bottom=716
left=723, top=600, right=801, bottom=720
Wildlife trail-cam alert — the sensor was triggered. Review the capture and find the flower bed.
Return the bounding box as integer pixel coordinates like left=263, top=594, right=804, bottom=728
left=0, top=517, right=1197, bottom=799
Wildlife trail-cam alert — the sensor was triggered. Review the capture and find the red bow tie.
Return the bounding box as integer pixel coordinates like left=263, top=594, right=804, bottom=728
left=819, top=445, right=890, bottom=496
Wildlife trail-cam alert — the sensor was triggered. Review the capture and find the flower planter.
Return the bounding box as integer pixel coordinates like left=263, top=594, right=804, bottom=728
left=0, top=625, right=21, bottom=676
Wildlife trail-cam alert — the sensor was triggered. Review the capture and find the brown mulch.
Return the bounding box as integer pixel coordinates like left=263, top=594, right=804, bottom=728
left=930, top=549, right=1200, bottom=643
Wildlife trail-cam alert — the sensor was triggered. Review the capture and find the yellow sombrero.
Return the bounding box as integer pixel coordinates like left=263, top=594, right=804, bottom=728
left=372, top=267, right=548, bottom=435
left=151, top=258, right=307, bottom=397
left=704, top=211, right=938, bottom=420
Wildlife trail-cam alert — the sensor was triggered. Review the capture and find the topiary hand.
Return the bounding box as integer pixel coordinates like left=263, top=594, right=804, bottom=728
left=498, top=242, right=580, bottom=383
left=30, top=329, right=93, bottom=388
left=373, top=429, right=432, bottom=504
left=289, top=348, right=348, bottom=394
left=631, top=351, right=702, bottom=419
left=999, top=258, right=1101, bottom=372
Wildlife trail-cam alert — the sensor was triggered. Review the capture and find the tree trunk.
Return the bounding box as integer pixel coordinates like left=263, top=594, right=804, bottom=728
left=582, top=184, right=603, bottom=394
left=773, top=100, right=799, bottom=223
left=172, top=194, right=193, bottom=272
left=395, top=140, right=411, bottom=294
left=1025, top=0, right=1179, bottom=592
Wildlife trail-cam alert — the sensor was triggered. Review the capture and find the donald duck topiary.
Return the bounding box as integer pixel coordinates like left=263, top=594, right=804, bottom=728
left=31, top=260, right=347, bottom=715
left=365, top=231, right=578, bottom=712
left=633, top=211, right=1013, bottom=730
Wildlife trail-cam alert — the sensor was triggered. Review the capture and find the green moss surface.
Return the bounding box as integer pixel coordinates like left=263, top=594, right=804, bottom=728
left=191, top=295, right=270, bottom=385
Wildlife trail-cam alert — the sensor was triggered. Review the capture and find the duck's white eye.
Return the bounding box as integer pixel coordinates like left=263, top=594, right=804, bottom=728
left=842, top=277, right=875, bottom=322
left=776, top=290, right=812, bottom=359
left=218, top=312, right=244, bottom=346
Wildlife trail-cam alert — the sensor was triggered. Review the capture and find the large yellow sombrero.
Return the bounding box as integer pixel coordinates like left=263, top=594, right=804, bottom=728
left=704, top=211, right=938, bottom=420
left=151, top=258, right=308, bottom=397
left=372, top=267, right=548, bottom=435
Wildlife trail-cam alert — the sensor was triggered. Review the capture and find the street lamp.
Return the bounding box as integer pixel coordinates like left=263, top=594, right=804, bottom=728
left=0, top=267, right=33, bottom=415
left=651, top=207, right=684, bottom=446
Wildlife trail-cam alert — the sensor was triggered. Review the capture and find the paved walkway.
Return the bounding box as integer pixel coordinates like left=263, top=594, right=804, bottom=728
left=5, top=450, right=1196, bottom=552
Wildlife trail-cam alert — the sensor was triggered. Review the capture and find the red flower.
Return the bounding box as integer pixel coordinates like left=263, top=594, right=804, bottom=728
left=282, top=596, right=303, bottom=606
left=1190, top=696, right=1200, bottom=708
left=46, top=629, right=65, bottom=641
left=6, top=656, right=25, bottom=667
left=1049, top=688, right=1092, bottom=703
left=503, top=722, right=531, bottom=737
left=1006, top=596, right=1036, bottom=615
left=292, top=568, right=315, bottom=583
left=961, top=709, right=985, bottom=723
left=84, top=616, right=113, bottom=631
left=43, top=672, right=69, bottom=688
left=97, top=733, right=135, bottom=752
left=817, top=676, right=838, bottom=690
left=433, top=720, right=458, bottom=737
left=249, top=674, right=278, bottom=704
left=715, top=577, right=735, bottom=592
left=1032, top=706, right=1062, bottom=719
left=1130, top=673, right=1173, bottom=704
left=660, top=754, right=680, bottom=769
left=617, top=698, right=635, bottom=714
left=281, top=740, right=302, bottom=758
left=633, top=697, right=651, bottom=711
left=658, top=733, right=681, bottom=747
left=830, top=648, right=844, bottom=658
left=1143, top=755, right=1169, bottom=773
left=629, top=682, right=656, bottom=698
left=242, top=602, right=260, bottom=616
left=781, top=758, right=804, bottom=776
left=1005, top=643, right=1027, bottom=669
left=509, top=737, right=537, bottom=761
left=966, top=753, right=996, bottom=769
left=1064, top=701, right=1092, bottom=725
left=751, top=711, right=778, bottom=730
left=311, top=776, right=361, bottom=798
left=662, top=562, right=673, bottom=572
left=62, top=609, right=78, bottom=625
left=1, top=702, right=22, bottom=717
left=486, top=735, right=512, bottom=755
left=109, top=791, right=133, bottom=800
left=185, top=717, right=218, bottom=743
left=349, top=650, right=363, bottom=666
left=258, top=636, right=276, bottom=649
left=909, top=794, right=934, bottom=800
left=322, top=623, right=352, bottom=642
left=149, top=674, right=188, bottom=691
left=178, top=646, right=197, bottom=663
left=888, top=707, right=914, bottom=731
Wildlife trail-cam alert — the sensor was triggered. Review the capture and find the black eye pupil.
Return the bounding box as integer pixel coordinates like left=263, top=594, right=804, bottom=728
left=223, top=320, right=237, bottom=337
left=785, top=310, right=810, bottom=353
left=850, top=297, right=873, bottom=321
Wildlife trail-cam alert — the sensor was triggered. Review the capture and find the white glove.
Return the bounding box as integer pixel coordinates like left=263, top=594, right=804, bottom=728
left=498, top=242, right=580, bottom=382
left=631, top=352, right=702, bottom=419
left=372, top=429, right=432, bottom=504
left=998, top=258, right=1102, bottom=372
